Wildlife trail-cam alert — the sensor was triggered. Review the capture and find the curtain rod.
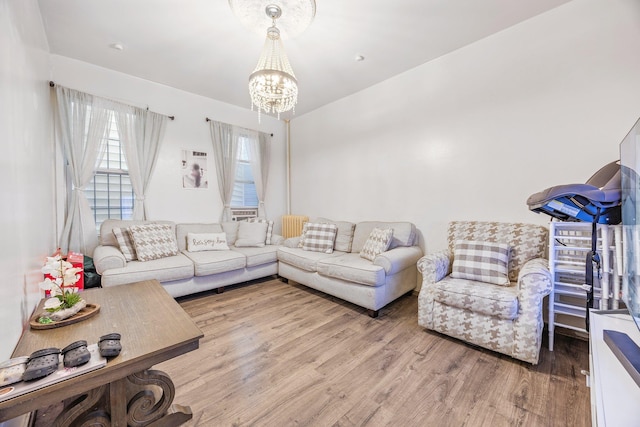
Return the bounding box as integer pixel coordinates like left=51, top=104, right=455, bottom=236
left=48, top=81, right=175, bottom=120
left=205, top=117, right=273, bottom=137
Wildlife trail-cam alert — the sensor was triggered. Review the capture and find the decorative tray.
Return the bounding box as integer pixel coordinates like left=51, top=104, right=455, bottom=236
left=29, top=303, right=101, bottom=330
left=0, top=344, right=106, bottom=403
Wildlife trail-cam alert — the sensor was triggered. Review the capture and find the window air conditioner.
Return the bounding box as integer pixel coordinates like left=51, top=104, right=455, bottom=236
left=230, top=208, right=258, bottom=221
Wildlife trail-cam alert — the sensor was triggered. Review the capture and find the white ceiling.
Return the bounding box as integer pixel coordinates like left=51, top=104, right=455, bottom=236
left=37, top=0, right=571, bottom=118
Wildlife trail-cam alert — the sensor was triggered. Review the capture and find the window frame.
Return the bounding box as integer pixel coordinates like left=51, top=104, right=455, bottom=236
left=231, top=136, right=258, bottom=209
left=84, top=112, right=135, bottom=230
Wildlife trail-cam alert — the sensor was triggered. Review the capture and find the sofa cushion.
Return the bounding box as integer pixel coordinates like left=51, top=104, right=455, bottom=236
left=433, top=276, right=519, bottom=320
left=451, top=240, right=511, bottom=286
left=248, top=218, right=274, bottom=245
left=316, top=253, right=386, bottom=287
left=300, top=222, right=338, bottom=254
left=187, top=232, right=229, bottom=252
left=129, top=224, right=180, bottom=262
left=101, top=253, right=194, bottom=286
left=352, top=221, right=416, bottom=253
left=176, top=223, right=223, bottom=251
left=359, top=228, right=393, bottom=261
left=112, top=227, right=137, bottom=261
left=182, top=250, right=246, bottom=276
left=235, top=221, right=268, bottom=247
left=277, top=247, right=342, bottom=272
left=231, top=245, right=278, bottom=267
left=315, top=218, right=356, bottom=252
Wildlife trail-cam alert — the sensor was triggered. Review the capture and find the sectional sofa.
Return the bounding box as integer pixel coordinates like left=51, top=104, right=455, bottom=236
left=93, top=218, right=423, bottom=316
left=93, top=219, right=282, bottom=298
left=277, top=219, right=423, bottom=317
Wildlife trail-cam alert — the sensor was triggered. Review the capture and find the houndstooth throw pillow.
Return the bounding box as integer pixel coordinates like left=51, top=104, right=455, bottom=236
left=112, top=227, right=137, bottom=261
left=451, top=240, right=511, bottom=286
left=128, top=224, right=179, bottom=262
left=359, top=228, right=394, bottom=261
left=300, top=222, right=338, bottom=253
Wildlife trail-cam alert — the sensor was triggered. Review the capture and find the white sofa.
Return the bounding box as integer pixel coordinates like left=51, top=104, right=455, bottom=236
left=277, top=219, right=423, bottom=317
left=93, top=219, right=283, bottom=298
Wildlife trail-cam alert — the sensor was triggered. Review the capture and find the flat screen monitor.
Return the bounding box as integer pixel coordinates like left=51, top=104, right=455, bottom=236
left=613, top=116, right=640, bottom=387
left=621, top=117, right=640, bottom=329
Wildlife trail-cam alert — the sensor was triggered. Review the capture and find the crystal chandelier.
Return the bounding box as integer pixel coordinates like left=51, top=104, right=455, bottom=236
left=249, top=5, right=297, bottom=121
left=229, top=1, right=316, bottom=121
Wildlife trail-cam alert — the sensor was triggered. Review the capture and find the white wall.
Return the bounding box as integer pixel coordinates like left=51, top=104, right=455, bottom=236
left=291, top=0, right=640, bottom=254
left=50, top=55, right=288, bottom=231
left=0, top=0, right=54, bottom=359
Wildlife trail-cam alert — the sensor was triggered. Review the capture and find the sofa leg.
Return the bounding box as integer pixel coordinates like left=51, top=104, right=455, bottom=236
left=367, top=309, right=379, bottom=318
left=216, top=287, right=224, bottom=294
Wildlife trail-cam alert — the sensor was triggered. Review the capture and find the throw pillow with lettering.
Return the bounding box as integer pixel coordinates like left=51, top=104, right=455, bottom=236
left=187, top=232, right=229, bottom=252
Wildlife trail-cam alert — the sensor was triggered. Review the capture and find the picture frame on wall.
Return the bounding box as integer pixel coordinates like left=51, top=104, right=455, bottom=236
left=181, top=149, right=209, bottom=189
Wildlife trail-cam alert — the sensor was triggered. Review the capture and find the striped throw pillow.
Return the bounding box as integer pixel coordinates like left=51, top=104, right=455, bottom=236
left=451, top=240, right=511, bottom=286
left=112, top=227, right=137, bottom=261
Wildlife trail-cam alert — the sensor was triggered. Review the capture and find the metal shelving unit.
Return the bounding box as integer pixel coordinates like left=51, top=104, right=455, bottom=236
left=548, top=221, right=617, bottom=351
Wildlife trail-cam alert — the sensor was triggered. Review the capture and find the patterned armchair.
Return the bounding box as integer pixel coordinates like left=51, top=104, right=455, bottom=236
left=417, top=221, right=551, bottom=364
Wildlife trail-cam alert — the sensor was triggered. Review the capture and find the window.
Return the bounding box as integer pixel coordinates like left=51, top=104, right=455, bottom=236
left=84, top=113, right=134, bottom=230
left=231, top=136, right=258, bottom=208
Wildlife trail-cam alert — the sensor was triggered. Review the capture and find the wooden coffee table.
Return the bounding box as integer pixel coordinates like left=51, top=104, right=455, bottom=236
left=0, top=279, right=203, bottom=426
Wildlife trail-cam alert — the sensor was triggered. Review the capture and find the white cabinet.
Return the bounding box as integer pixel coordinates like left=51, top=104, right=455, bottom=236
left=589, top=310, right=640, bottom=426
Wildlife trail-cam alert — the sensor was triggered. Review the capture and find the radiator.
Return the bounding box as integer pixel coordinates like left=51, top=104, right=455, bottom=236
left=282, top=215, right=309, bottom=238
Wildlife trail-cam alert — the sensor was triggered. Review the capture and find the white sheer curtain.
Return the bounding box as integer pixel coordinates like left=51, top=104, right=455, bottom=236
left=247, top=131, right=271, bottom=218
left=209, top=120, right=238, bottom=222
left=113, top=105, right=167, bottom=220
left=55, top=86, right=110, bottom=255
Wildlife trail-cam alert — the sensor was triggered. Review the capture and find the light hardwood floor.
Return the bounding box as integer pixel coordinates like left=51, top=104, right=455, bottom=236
left=158, top=278, right=591, bottom=427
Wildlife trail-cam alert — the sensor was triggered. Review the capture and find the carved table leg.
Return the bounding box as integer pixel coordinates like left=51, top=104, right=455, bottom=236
left=53, top=384, right=107, bottom=427
left=34, top=369, right=191, bottom=427
left=125, top=369, right=192, bottom=427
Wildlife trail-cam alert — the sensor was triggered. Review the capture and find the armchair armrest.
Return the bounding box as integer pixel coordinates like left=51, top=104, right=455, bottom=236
left=374, top=246, right=423, bottom=275
left=93, top=245, right=126, bottom=274
left=517, top=258, right=552, bottom=298
left=417, top=250, right=451, bottom=285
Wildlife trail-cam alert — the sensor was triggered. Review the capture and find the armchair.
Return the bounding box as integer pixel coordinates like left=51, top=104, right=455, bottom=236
left=417, top=221, right=551, bottom=364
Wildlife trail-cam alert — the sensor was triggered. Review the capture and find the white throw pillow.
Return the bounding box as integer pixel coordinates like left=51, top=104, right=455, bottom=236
left=451, top=240, right=511, bottom=286
left=234, top=221, right=268, bottom=247
left=360, top=228, right=394, bottom=261
left=187, top=232, right=229, bottom=252
left=247, top=218, right=274, bottom=245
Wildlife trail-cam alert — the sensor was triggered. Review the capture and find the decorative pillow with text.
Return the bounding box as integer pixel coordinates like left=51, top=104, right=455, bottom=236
left=187, top=232, right=229, bottom=252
